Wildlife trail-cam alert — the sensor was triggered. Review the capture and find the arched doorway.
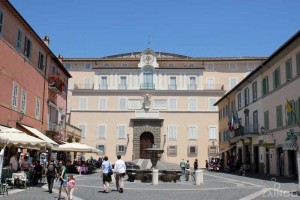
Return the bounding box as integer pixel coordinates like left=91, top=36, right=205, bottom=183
left=140, top=132, right=154, bottom=159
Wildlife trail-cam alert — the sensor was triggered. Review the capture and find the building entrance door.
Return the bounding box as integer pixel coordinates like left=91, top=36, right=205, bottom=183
left=288, top=150, right=297, bottom=178
left=278, top=147, right=284, bottom=176
left=140, top=132, right=154, bottom=159
left=253, top=146, right=259, bottom=173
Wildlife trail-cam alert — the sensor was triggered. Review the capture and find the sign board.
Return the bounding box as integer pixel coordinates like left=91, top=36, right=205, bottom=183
left=262, top=142, right=275, bottom=148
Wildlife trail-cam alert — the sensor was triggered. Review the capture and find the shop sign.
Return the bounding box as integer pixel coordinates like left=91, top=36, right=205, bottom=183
left=262, top=142, right=275, bottom=148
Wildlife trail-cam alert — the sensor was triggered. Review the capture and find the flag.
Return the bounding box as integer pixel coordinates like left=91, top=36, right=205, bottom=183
left=228, top=116, right=234, bottom=132
left=286, top=100, right=292, bottom=113
left=233, top=110, right=240, bottom=129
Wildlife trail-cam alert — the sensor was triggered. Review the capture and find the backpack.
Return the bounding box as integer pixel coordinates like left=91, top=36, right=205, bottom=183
left=47, top=164, right=55, bottom=175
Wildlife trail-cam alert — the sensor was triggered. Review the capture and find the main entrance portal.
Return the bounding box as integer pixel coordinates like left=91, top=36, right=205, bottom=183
left=140, top=132, right=154, bottom=159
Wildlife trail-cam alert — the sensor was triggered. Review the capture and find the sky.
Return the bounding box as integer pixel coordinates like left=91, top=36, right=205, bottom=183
left=9, top=0, right=300, bottom=58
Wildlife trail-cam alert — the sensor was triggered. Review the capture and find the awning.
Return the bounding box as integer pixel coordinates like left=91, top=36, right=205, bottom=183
left=217, top=146, right=236, bottom=155
left=54, top=142, right=102, bottom=154
left=19, top=124, right=58, bottom=149
left=0, top=128, right=46, bottom=148
left=283, top=140, right=297, bottom=151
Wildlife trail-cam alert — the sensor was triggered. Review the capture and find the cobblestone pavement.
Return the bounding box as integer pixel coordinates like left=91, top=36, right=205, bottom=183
left=0, top=171, right=299, bottom=200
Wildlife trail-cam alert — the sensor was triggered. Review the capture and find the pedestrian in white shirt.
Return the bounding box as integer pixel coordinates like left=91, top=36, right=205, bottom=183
left=9, top=152, right=19, bottom=173
left=114, top=155, right=126, bottom=193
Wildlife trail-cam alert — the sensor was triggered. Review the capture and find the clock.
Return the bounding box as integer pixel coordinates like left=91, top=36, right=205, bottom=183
left=142, top=54, right=154, bottom=64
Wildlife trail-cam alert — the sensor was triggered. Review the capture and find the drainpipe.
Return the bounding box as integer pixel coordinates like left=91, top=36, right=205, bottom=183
left=41, top=53, right=49, bottom=129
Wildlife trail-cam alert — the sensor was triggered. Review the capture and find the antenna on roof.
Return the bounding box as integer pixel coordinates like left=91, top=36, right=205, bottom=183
left=148, top=34, right=151, bottom=48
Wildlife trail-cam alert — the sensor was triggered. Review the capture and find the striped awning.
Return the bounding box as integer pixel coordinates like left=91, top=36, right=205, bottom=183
left=283, top=140, right=297, bottom=151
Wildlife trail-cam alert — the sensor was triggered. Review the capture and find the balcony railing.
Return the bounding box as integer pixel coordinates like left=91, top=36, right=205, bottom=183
left=140, top=83, right=155, bottom=90
left=47, top=122, right=60, bottom=133
left=188, top=84, right=197, bottom=90
left=234, top=124, right=260, bottom=138
left=168, top=85, right=177, bottom=90
left=118, top=84, right=127, bottom=90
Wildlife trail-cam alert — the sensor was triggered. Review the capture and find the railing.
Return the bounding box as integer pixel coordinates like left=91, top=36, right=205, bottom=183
left=140, top=83, right=155, bottom=90
left=118, top=84, right=127, bottom=90
left=135, top=111, right=159, bottom=118
left=188, top=84, right=197, bottom=90
left=234, top=124, right=260, bottom=137
left=168, top=85, right=177, bottom=90
left=73, top=84, right=93, bottom=89
left=47, top=122, right=60, bottom=133
left=203, top=84, right=224, bottom=90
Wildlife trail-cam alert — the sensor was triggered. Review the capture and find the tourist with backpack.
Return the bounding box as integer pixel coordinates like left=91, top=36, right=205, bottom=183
left=45, top=158, right=57, bottom=193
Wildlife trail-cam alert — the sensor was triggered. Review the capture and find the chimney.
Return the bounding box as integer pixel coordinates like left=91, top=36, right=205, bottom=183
left=43, top=36, right=50, bottom=46
left=58, top=54, right=63, bottom=63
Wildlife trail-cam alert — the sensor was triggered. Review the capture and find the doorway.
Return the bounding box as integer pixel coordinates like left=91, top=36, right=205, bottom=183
left=278, top=147, right=284, bottom=176
left=140, top=132, right=154, bottom=159
left=288, top=150, right=297, bottom=178
left=265, top=148, right=270, bottom=174
left=253, top=146, right=259, bottom=173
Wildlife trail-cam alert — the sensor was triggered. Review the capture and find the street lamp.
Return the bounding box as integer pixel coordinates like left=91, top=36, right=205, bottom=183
left=260, top=126, right=265, bottom=135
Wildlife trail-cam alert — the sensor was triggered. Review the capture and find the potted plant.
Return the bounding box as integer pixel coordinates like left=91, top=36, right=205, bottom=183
left=48, top=75, right=65, bottom=92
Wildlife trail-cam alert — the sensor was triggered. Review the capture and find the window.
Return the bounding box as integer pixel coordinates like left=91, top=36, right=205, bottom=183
left=285, top=59, right=292, bottom=82
left=35, top=98, right=40, bottom=119
left=253, top=110, right=258, bottom=133
left=189, top=98, right=197, bottom=111
left=100, top=76, right=108, bottom=89
left=189, top=76, right=197, bottom=90
left=169, top=77, right=176, bottom=90
left=16, top=29, right=22, bottom=51
left=276, top=105, right=283, bottom=128
left=142, top=68, right=154, bottom=89
left=297, top=53, right=300, bottom=75
left=229, top=63, right=237, bottom=71
left=119, top=76, right=127, bottom=89
left=229, top=77, right=238, bottom=90
left=104, top=63, right=110, bottom=67
left=38, top=52, right=45, bottom=71
left=12, top=82, right=19, bottom=109
left=247, top=63, right=255, bottom=71
left=116, top=145, right=126, bottom=153
left=167, top=145, right=177, bottom=155
left=20, top=89, right=26, bottom=113
left=188, top=64, right=194, bottom=68
left=188, top=126, right=197, bottom=140
left=117, top=125, right=126, bottom=139
left=237, top=93, right=241, bottom=110
left=79, top=97, right=88, bottom=110
left=83, top=78, right=90, bottom=89
left=97, top=145, right=105, bottom=154
left=78, top=124, right=86, bottom=138
left=0, top=9, right=3, bottom=34
left=99, top=98, right=107, bottom=110
left=188, top=145, right=198, bottom=155
left=209, top=127, right=217, bottom=140
left=208, top=98, right=217, bottom=111
left=252, top=82, right=257, bottom=102
left=273, top=68, right=281, bottom=89
left=24, top=36, right=31, bottom=58
left=244, top=87, right=249, bottom=106
left=168, top=126, right=177, bottom=140
left=169, top=98, right=177, bottom=111
left=97, top=125, right=106, bottom=139
left=84, top=63, right=91, bottom=70
left=262, top=76, right=269, bottom=96
left=153, top=99, right=167, bottom=109
left=206, top=78, right=215, bottom=90
left=65, top=63, right=71, bottom=70
left=119, top=98, right=127, bottom=111
left=264, top=111, right=269, bottom=131
left=206, top=63, right=214, bottom=71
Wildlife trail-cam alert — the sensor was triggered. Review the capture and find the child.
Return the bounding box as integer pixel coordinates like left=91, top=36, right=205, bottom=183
left=67, top=175, right=77, bottom=200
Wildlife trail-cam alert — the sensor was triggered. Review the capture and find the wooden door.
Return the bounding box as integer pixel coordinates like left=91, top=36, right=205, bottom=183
left=140, top=132, right=154, bottom=159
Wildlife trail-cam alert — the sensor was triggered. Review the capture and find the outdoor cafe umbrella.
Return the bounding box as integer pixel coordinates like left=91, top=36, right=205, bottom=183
left=54, top=142, right=102, bottom=154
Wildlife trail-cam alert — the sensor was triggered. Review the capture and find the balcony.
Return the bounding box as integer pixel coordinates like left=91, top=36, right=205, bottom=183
left=168, top=84, right=177, bottom=90
left=46, top=121, right=60, bottom=134
left=118, top=84, right=127, bottom=90
left=48, top=75, right=65, bottom=95
left=140, top=83, right=155, bottom=90
left=135, top=111, right=159, bottom=118
left=233, top=124, right=259, bottom=138
left=188, top=84, right=197, bottom=90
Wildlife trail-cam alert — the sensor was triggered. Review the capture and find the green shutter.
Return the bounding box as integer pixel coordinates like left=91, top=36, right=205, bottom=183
left=276, top=105, right=282, bottom=128
left=264, top=111, right=269, bottom=131
left=297, top=53, right=300, bottom=75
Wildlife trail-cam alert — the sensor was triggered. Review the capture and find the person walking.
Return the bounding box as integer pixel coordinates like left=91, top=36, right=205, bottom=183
left=114, top=155, right=126, bottom=193
left=68, top=174, right=77, bottom=200
left=180, top=159, right=186, bottom=175
left=45, top=158, right=57, bottom=193
left=9, top=152, right=19, bottom=173
left=193, top=159, right=198, bottom=172
left=185, top=160, right=190, bottom=181
left=101, top=156, right=112, bottom=193
left=57, top=160, right=69, bottom=199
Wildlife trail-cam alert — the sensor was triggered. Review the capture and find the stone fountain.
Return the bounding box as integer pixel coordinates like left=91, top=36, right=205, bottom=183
left=144, top=144, right=164, bottom=169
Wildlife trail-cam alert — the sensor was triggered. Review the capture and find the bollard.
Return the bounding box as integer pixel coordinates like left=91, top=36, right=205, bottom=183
left=152, top=169, right=159, bottom=185
left=195, top=169, right=203, bottom=185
